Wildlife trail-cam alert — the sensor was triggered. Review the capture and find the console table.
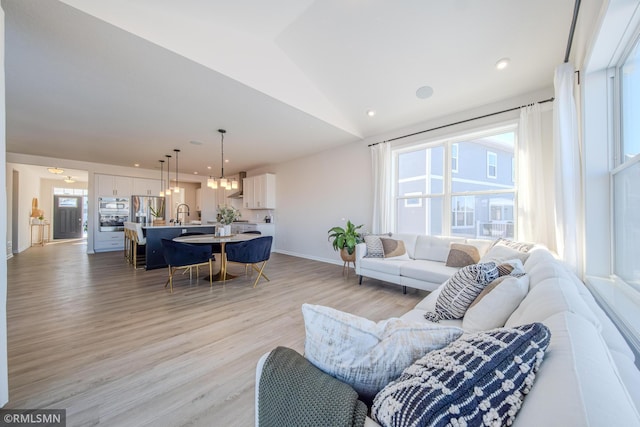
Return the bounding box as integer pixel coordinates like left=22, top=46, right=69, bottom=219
left=30, top=222, right=50, bottom=246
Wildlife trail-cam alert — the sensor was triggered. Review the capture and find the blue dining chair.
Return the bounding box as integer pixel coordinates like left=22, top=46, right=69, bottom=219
left=161, top=238, right=214, bottom=293
left=224, top=236, right=273, bottom=287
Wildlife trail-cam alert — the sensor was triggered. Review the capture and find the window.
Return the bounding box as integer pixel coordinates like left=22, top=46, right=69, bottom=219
left=620, top=40, right=640, bottom=163
left=487, top=151, right=497, bottom=178
left=404, top=192, right=423, bottom=208
left=451, top=195, right=474, bottom=228
left=451, top=143, right=459, bottom=173
left=394, top=127, right=516, bottom=239
left=614, top=36, right=640, bottom=291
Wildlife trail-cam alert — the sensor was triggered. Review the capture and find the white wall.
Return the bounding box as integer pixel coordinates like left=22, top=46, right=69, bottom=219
left=267, top=142, right=372, bottom=264
left=0, top=5, right=9, bottom=407
left=6, top=163, right=42, bottom=253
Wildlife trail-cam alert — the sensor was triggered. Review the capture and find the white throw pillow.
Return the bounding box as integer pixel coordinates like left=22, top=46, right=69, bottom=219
left=301, top=303, right=464, bottom=401
left=463, top=274, right=530, bottom=331
left=480, top=244, right=530, bottom=264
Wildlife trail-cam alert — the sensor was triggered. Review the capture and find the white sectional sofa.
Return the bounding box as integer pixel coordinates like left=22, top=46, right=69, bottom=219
left=355, top=234, right=493, bottom=293
left=256, top=243, right=640, bottom=426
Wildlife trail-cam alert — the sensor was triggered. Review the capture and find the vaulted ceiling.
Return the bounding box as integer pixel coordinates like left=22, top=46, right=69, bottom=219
left=3, top=0, right=588, bottom=176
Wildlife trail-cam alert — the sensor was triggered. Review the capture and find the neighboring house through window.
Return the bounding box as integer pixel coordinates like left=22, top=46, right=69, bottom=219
left=394, top=126, right=516, bottom=239
left=487, top=151, right=497, bottom=179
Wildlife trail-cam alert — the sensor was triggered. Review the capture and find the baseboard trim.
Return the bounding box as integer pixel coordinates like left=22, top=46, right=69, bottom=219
left=272, top=249, right=344, bottom=267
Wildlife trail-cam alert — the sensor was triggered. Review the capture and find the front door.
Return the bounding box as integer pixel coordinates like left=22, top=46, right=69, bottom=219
left=53, top=195, right=83, bottom=239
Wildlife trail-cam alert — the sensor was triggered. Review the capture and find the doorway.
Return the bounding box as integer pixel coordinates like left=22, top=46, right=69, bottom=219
left=53, top=195, right=83, bottom=239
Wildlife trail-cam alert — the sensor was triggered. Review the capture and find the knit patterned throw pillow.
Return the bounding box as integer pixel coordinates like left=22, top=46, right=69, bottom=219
left=424, top=262, right=499, bottom=322
left=372, top=322, right=551, bottom=427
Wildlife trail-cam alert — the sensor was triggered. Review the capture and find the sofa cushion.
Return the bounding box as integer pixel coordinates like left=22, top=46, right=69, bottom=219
left=400, top=308, right=463, bottom=328
left=464, top=238, right=493, bottom=257
left=490, top=237, right=535, bottom=252
left=380, top=238, right=410, bottom=260
left=463, top=274, right=530, bottom=332
left=445, top=243, right=480, bottom=267
left=301, top=304, right=463, bottom=401
left=610, top=350, right=640, bottom=409
left=480, top=244, right=530, bottom=264
left=526, top=261, right=571, bottom=289
left=523, top=246, right=556, bottom=272
left=363, top=235, right=385, bottom=258
left=414, top=235, right=465, bottom=262
left=372, top=323, right=551, bottom=427
left=400, top=260, right=459, bottom=285
left=425, top=262, right=499, bottom=322
left=359, top=257, right=407, bottom=275
left=511, top=312, right=640, bottom=427
left=390, top=233, right=419, bottom=259
left=505, top=277, right=602, bottom=331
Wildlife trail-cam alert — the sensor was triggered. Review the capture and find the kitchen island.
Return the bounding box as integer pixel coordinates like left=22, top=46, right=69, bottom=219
left=142, top=224, right=216, bottom=270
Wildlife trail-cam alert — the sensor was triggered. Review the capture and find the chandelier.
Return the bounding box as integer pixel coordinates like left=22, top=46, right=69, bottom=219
left=207, top=129, right=238, bottom=190
left=47, top=167, right=64, bottom=174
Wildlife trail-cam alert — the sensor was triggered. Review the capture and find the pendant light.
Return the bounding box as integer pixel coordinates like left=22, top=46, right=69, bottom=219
left=165, top=154, right=172, bottom=196
left=159, top=159, right=165, bottom=197
left=212, top=129, right=237, bottom=190
left=173, top=149, right=180, bottom=193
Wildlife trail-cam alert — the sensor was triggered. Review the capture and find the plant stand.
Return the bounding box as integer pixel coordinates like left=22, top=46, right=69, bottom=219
left=340, top=248, right=356, bottom=278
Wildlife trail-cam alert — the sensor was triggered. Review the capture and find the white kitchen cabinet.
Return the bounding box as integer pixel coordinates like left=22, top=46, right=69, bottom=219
left=94, top=230, right=124, bottom=251
left=132, top=178, right=161, bottom=196
left=243, top=173, right=276, bottom=209
left=242, top=177, right=255, bottom=209
left=96, top=174, right=133, bottom=197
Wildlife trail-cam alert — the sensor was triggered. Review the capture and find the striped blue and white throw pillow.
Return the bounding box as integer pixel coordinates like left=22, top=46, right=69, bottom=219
left=425, top=262, right=499, bottom=322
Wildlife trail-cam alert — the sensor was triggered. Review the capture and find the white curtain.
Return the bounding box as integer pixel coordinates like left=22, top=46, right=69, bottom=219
left=371, top=142, right=392, bottom=234
left=553, top=62, right=583, bottom=274
left=517, top=104, right=556, bottom=251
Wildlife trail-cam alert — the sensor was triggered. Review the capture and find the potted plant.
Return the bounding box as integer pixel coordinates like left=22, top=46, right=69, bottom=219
left=328, top=220, right=364, bottom=263
left=217, top=205, right=240, bottom=235
left=149, top=201, right=165, bottom=226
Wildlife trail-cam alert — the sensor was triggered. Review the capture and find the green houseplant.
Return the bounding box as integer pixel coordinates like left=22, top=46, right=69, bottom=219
left=328, top=220, right=364, bottom=260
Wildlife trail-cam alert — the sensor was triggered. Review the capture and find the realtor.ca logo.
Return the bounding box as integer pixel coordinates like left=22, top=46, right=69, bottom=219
left=0, top=409, right=66, bottom=426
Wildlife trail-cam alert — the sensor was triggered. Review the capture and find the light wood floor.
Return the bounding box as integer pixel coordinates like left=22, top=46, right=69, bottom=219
left=5, top=240, right=425, bottom=426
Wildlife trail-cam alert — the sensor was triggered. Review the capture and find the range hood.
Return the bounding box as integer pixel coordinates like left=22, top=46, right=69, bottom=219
left=228, top=171, right=246, bottom=198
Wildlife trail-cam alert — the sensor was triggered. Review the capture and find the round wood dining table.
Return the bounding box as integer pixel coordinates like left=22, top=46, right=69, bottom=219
left=173, top=233, right=261, bottom=282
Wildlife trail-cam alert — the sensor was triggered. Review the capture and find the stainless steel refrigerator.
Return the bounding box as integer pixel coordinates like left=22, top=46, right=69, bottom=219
left=131, top=195, right=165, bottom=225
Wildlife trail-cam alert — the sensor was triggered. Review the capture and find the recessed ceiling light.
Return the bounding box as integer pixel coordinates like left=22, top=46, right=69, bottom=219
left=193, top=171, right=199, bottom=175
left=495, top=58, right=510, bottom=70
left=134, top=163, right=140, bottom=167
left=366, top=109, right=376, bottom=117
left=190, top=140, right=203, bottom=145
left=225, top=159, right=229, bottom=163
left=416, top=86, right=434, bottom=99
left=207, top=166, right=212, bottom=170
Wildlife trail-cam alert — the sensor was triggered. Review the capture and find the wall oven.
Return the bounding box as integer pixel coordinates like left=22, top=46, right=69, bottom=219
left=98, top=197, right=129, bottom=231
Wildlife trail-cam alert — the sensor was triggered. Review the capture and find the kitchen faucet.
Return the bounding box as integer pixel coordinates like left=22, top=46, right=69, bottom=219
left=176, top=203, right=190, bottom=225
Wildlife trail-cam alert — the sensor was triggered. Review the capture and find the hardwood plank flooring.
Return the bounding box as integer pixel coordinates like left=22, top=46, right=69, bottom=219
left=5, top=240, right=425, bottom=426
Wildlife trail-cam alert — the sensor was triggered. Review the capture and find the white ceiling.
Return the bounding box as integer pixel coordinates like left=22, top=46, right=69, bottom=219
left=3, top=0, right=581, bottom=176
